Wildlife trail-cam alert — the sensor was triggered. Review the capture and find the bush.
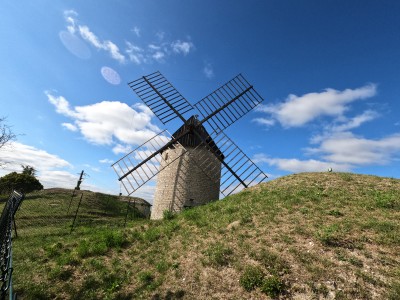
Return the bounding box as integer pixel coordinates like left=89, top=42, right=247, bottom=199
left=239, top=265, right=264, bottom=291
left=0, top=172, right=43, bottom=194
left=163, top=210, right=175, bottom=220
left=260, top=275, right=284, bottom=297
left=203, top=243, right=233, bottom=267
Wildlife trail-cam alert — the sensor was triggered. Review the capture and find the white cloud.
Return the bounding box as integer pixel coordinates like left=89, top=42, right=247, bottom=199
left=203, top=63, right=214, bottom=79
left=112, top=144, right=133, bottom=155
left=46, top=92, right=77, bottom=117
left=78, top=25, right=125, bottom=63
left=307, top=132, right=400, bottom=165
left=0, top=142, right=78, bottom=189
left=253, top=153, right=351, bottom=173
left=171, top=40, right=194, bottom=55
left=257, top=84, right=377, bottom=128
left=125, top=41, right=145, bottom=64
left=46, top=91, right=160, bottom=148
left=330, top=110, right=379, bottom=133
left=310, top=110, right=380, bottom=144
left=62, top=122, right=78, bottom=131
left=61, top=10, right=194, bottom=65
left=129, top=183, right=156, bottom=203
left=152, top=51, right=165, bottom=62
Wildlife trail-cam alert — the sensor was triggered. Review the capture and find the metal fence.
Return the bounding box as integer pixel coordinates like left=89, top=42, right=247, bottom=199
left=0, top=190, right=24, bottom=300
left=7, top=188, right=150, bottom=238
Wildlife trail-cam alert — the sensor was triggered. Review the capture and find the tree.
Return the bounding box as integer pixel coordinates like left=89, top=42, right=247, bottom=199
left=0, top=117, right=16, bottom=149
left=21, top=165, right=37, bottom=177
left=0, top=117, right=16, bottom=167
left=0, top=172, right=43, bottom=194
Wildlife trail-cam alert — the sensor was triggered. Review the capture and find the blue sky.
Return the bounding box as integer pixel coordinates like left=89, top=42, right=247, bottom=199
left=1, top=1, right=400, bottom=201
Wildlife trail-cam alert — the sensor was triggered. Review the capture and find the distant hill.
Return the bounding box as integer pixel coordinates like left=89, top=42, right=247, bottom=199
left=13, top=172, right=400, bottom=299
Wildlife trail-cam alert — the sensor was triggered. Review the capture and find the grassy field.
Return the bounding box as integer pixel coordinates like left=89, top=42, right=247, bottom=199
left=11, top=172, right=400, bottom=299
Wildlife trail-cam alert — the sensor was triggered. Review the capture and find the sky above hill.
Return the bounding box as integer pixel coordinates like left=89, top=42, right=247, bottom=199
left=1, top=1, right=400, bottom=202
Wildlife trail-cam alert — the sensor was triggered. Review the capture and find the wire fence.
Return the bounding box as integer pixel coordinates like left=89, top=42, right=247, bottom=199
left=0, top=190, right=24, bottom=300
left=4, top=188, right=151, bottom=238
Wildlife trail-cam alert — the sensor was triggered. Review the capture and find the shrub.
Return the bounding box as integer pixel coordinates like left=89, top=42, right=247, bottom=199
left=239, top=265, right=264, bottom=291
left=260, top=275, right=284, bottom=297
left=163, top=210, right=175, bottom=220
left=203, top=243, right=233, bottom=267
left=137, top=271, right=154, bottom=286
left=0, top=172, right=43, bottom=194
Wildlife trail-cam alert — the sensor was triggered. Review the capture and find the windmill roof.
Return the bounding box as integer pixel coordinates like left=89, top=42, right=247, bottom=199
left=170, top=116, right=224, bottom=159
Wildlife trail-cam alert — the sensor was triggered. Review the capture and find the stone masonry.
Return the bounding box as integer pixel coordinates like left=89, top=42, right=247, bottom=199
left=151, top=146, right=221, bottom=220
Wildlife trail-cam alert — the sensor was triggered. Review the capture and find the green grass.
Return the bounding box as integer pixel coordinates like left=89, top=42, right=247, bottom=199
left=11, top=172, right=400, bottom=299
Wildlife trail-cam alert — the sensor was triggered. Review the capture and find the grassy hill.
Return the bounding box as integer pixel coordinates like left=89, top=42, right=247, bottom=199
left=12, top=172, right=400, bottom=299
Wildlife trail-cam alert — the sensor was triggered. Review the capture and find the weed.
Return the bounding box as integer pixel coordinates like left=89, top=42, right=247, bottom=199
left=240, top=265, right=264, bottom=291
left=143, top=226, right=162, bottom=242
left=45, top=242, right=63, bottom=258
left=328, top=209, right=344, bottom=217
left=387, top=281, right=400, bottom=300
left=349, top=257, right=363, bottom=268
left=48, top=266, right=73, bottom=281
left=102, top=230, right=127, bottom=248
left=374, top=191, right=399, bottom=210
left=203, top=243, right=233, bottom=267
left=310, top=282, right=329, bottom=297
left=339, top=173, right=353, bottom=181
left=77, top=239, right=108, bottom=258
left=261, top=275, right=284, bottom=297
left=137, top=271, right=154, bottom=286
left=316, top=224, right=347, bottom=247
left=257, top=248, right=290, bottom=275
left=156, top=260, right=170, bottom=273
left=163, top=210, right=175, bottom=220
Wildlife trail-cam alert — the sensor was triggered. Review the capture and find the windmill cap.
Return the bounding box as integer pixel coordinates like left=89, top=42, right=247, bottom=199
left=169, top=115, right=224, bottom=159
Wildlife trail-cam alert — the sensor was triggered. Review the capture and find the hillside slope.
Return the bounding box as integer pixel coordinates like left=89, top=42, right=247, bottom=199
left=13, top=172, right=400, bottom=299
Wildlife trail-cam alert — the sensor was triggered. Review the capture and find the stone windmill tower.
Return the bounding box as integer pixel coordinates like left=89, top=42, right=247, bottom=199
left=112, top=71, right=268, bottom=219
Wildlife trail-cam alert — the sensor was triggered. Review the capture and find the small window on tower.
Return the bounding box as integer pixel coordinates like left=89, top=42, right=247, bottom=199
left=164, top=152, right=168, bottom=161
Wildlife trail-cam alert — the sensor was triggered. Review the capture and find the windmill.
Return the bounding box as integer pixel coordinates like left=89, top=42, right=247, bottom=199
left=112, top=71, right=268, bottom=219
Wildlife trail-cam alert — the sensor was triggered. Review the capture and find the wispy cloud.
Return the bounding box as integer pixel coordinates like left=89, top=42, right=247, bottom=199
left=171, top=40, right=194, bottom=55
left=311, top=109, right=380, bottom=143
left=203, top=63, right=214, bottom=79
left=64, top=10, right=78, bottom=34
left=62, top=10, right=125, bottom=63
left=78, top=25, right=125, bottom=63
left=256, top=84, right=377, bottom=128
left=46, top=91, right=160, bottom=149
left=125, top=41, right=145, bottom=64
left=131, top=26, right=140, bottom=37
left=62, top=122, right=78, bottom=131
left=61, top=10, right=194, bottom=66
left=253, top=154, right=351, bottom=173
left=99, top=158, right=114, bottom=164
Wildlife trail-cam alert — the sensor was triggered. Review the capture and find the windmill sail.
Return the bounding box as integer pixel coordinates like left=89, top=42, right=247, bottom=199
left=194, top=74, right=264, bottom=133
left=128, top=71, right=194, bottom=124
left=112, top=130, right=187, bottom=195
left=191, top=130, right=268, bottom=196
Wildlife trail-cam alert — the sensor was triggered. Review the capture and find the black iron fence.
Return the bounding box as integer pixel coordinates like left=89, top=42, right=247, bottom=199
left=0, top=190, right=24, bottom=300
left=9, top=189, right=150, bottom=238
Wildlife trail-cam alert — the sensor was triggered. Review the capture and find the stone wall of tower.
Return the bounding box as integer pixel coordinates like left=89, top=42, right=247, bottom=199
left=151, top=146, right=221, bottom=220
